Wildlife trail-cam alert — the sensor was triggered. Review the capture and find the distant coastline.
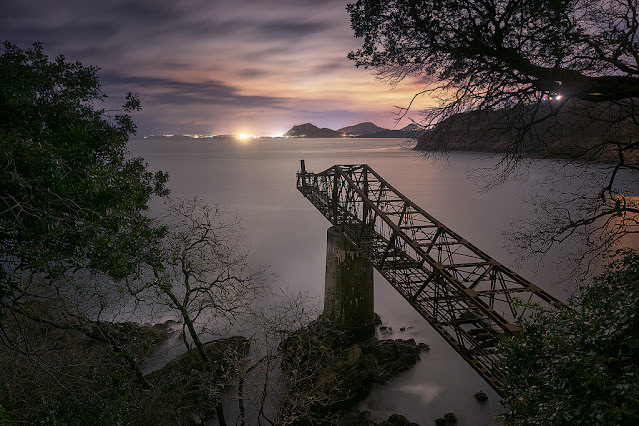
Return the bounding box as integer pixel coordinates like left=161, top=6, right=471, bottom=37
left=143, top=121, right=427, bottom=140
left=283, top=122, right=425, bottom=138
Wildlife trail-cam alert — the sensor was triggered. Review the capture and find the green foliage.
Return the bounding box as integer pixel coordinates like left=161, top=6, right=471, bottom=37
left=0, top=41, right=171, bottom=423
left=499, top=250, right=639, bottom=425
left=0, top=404, right=9, bottom=426
left=0, top=41, right=169, bottom=299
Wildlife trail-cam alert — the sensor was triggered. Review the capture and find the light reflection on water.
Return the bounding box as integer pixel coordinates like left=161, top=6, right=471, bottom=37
left=128, top=136, right=636, bottom=425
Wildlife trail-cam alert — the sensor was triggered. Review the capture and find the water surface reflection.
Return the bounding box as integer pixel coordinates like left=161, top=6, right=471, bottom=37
left=128, top=136, right=627, bottom=424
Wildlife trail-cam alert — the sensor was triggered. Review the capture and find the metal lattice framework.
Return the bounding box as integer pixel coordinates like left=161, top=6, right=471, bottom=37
left=296, top=162, right=563, bottom=395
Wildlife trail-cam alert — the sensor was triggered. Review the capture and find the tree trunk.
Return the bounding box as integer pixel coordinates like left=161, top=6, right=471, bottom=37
left=162, top=288, right=210, bottom=363
left=181, top=307, right=209, bottom=364
left=216, top=398, right=227, bottom=426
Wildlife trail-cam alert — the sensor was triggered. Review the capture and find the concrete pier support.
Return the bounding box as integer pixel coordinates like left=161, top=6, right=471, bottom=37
left=324, top=226, right=375, bottom=340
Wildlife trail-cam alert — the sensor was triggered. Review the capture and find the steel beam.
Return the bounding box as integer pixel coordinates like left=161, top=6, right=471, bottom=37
left=296, top=162, right=564, bottom=395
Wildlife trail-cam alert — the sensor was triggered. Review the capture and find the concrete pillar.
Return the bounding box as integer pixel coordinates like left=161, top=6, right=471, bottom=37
left=324, top=226, right=375, bottom=340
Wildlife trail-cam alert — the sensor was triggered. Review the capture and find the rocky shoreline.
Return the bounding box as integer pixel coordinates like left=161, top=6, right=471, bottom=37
left=279, top=316, right=429, bottom=425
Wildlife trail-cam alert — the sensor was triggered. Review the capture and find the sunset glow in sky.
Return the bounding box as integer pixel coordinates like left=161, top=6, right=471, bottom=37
left=1, top=0, right=434, bottom=135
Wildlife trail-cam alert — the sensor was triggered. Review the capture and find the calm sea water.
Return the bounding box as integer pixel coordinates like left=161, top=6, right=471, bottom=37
left=128, top=136, right=617, bottom=425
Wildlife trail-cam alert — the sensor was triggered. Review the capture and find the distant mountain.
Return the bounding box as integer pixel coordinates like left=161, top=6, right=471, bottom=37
left=284, top=123, right=340, bottom=138
left=400, top=123, right=424, bottom=131
left=338, top=122, right=388, bottom=136
left=283, top=122, right=427, bottom=138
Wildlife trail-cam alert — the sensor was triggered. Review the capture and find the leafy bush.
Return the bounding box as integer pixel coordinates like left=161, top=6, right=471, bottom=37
left=0, top=41, right=168, bottom=299
left=500, top=250, right=639, bottom=425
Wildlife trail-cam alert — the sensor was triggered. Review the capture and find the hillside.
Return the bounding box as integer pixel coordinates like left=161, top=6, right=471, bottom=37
left=338, top=122, right=387, bottom=136
left=284, top=123, right=340, bottom=138
left=414, top=101, right=638, bottom=162
left=358, top=123, right=426, bottom=138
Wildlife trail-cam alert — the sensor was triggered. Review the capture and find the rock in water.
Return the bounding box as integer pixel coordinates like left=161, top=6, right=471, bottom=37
left=474, top=390, right=489, bottom=402
left=279, top=317, right=428, bottom=423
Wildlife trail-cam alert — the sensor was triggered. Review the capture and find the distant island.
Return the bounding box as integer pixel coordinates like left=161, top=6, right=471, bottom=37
left=283, top=122, right=425, bottom=138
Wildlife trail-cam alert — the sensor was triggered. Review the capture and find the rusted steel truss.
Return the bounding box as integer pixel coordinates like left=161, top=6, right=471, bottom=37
left=296, top=162, right=563, bottom=395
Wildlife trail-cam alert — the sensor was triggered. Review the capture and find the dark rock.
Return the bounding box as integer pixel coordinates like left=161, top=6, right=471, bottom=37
left=93, top=319, right=175, bottom=359
left=387, top=413, right=411, bottom=425
left=362, top=338, right=423, bottom=383
left=400, top=327, right=406, bottom=332
left=379, top=325, right=393, bottom=333
left=355, top=410, right=375, bottom=426
left=345, top=411, right=420, bottom=426
left=418, top=342, right=430, bottom=351
left=280, top=318, right=426, bottom=423
left=474, top=390, right=489, bottom=402
left=444, top=412, right=457, bottom=423
left=339, top=411, right=359, bottom=425
left=374, top=313, right=383, bottom=325
left=435, top=418, right=447, bottom=426
left=145, top=336, right=250, bottom=421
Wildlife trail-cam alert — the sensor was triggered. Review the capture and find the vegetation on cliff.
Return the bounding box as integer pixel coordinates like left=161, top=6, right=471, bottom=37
left=414, top=101, right=639, bottom=164
left=499, top=250, right=639, bottom=425
left=349, top=0, right=639, bottom=268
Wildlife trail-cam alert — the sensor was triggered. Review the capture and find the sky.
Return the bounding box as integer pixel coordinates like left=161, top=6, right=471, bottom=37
left=1, top=0, right=433, bottom=136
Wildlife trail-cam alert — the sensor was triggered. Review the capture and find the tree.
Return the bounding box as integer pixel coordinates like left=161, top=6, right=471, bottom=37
left=148, top=198, right=268, bottom=362
left=0, top=41, right=169, bottom=422
left=498, top=249, right=639, bottom=425
left=139, top=197, right=271, bottom=424
left=348, top=0, right=639, bottom=264
left=0, top=41, right=169, bottom=310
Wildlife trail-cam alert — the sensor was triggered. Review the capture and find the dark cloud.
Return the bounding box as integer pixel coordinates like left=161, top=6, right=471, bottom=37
left=258, top=19, right=334, bottom=39
left=101, top=72, right=285, bottom=107
left=0, top=0, right=418, bottom=134
left=236, top=68, right=272, bottom=78
left=104, top=1, right=187, bottom=24
left=312, top=59, right=352, bottom=73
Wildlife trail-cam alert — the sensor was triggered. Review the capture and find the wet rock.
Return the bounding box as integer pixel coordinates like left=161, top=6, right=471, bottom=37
left=435, top=418, right=447, bottom=426
left=93, top=319, right=176, bottom=359
left=280, top=317, right=427, bottom=423
left=374, top=414, right=420, bottom=426
left=400, top=327, right=406, bottom=332
left=361, top=338, right=424, bottom=383
left=444, top=412, right=457, bottom=423
left=340, top=410, right=373, bottom=426
left=379, top=325, right=393, bottom=333
left=353, top=410, right=375, bottom=426
left=418, top=342, right=430, bottom=351
left=145, top=336, right=250, bottom=421
left=474, top=390, right=489, bottom=402
left=387, top=413, right=416, bottom=425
